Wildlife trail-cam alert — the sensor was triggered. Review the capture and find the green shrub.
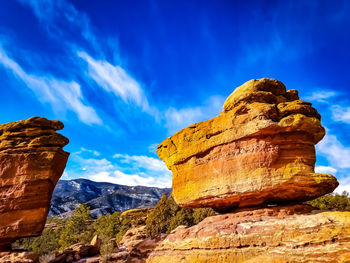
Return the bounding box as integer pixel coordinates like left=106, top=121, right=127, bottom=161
left=192, top=208, right=216, bottom=224
left=145, top=194, right=179, bottom=237
left=168, top=209, right=193, bottom=232
left=146, top=194, right=216, bottom=237
left=115, top=217, right=132, bottom=245
left=13, top=217, right=66, bottom=256
left=308, top=191, right=350, bottom=211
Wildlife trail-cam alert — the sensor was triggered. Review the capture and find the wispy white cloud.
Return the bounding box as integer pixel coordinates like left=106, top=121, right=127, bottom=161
left=334, top=177, right=350, bottom=194
left=80, top=147, right=101, bottom=156
left=315, top=165, right=337, bottom=175
left=317, top=133, right=350, bottom=169
left=88, top=170, right=171, bottom=188
left=113, top=153, right=170, bottom=174
left=165, top=107, right=203, bottom=133
left=18, top=0, right=98, bottom=49
left=148, top=143, right=159, bottom=155
left=303, top=90, right=338, bottom=103
left=331, top=105, right=350, bottom=124
left=0, top=45, right=102, bottom=125
left=15, top=0, right=160, bottom=126
left=165, top=95, right=225, bottom=134
left=77, top=51, right=158, bottom=117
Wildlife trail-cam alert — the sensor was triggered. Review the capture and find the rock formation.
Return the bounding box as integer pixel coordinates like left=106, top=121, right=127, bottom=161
left=48, top=235, right=101, bottom=263
left=0, top=117, right=69, bottom=250
left=157, top=78, right=338, bottom=210
left=147, top=205, right=350, bottom=263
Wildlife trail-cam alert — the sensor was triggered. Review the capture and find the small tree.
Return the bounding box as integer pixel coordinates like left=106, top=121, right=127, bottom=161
left=94, top=211, right=121, bottom=259
left=145, top=194, right=178, bottom=237
left=115, top=217, right=132, bottom=245
left=59, top=203, right=93, bottom=249
left=168, top=209, right=193, bottom=232
left=94, top=212, right=121, bottom=241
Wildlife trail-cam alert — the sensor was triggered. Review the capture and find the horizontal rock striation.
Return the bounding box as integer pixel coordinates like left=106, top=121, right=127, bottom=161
left=0, top=117, right=69, bottom=250
left=147, top=206, right=350, bottom=263
left=157, top=78, right=338, bottom=210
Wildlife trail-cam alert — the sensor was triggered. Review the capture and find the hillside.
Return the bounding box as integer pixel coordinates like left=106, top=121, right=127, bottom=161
left=49, top=178, right=171, bottom=218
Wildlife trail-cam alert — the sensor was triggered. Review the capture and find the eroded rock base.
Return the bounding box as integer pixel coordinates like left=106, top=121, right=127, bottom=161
left=147, top=205, right=350, bottom=263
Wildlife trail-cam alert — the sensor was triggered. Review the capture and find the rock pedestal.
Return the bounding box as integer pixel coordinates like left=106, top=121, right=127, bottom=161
left=0, top=117, right=69, bottom=249
left=157, top=78, right=338, bottom=210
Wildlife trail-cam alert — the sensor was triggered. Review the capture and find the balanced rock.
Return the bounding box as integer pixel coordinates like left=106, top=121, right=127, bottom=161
left=0, top=117, right=69, bottom=250
left=147, top=206, right=350, bottom=263
left=157, top=79, right=338, bottom=210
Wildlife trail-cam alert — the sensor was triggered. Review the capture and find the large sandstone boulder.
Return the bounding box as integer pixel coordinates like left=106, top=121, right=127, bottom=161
left=157, top=78, right=338, bottom=210
left=0, top=117, right=69, bottom=250
left=146, top=206, right=350, bottom=263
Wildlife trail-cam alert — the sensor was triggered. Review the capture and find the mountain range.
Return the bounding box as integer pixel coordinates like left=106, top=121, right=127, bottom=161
left=49, top=178, right=171, bottom=218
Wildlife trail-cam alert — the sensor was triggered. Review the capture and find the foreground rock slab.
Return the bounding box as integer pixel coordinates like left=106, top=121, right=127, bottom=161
left=157, top=78, right=338, bottom=210
left=0, top=251, right=39, bottom=263
left=147, top=205, right=350, bottom=263
left=0, top=117, right=69, bottom=250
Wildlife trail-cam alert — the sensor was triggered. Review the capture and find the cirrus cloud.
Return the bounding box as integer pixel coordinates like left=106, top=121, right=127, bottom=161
left=0, top=45, right=102, bottom=125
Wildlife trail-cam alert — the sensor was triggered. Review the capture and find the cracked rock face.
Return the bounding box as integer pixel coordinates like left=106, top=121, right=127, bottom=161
left=0, top=117, right=69, bottom=250
left=146, top=206, right=350, bottom=263
left=157, top=78, right=338, bottom=210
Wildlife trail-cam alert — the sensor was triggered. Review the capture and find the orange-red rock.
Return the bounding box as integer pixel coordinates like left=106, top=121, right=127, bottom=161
left=157, top=78, right=338, bottom=210
left=0, top=117, right=69, bottom=250
left=147, top=205, right=350, bottom=263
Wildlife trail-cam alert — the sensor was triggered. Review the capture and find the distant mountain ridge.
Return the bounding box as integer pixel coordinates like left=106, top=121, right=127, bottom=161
left=49, top=178, right=171, bottom=218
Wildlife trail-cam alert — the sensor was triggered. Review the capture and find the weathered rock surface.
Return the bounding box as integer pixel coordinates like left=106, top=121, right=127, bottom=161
left=114, top=230, right=166, bottom=263
left=0, top=251, right=39, bottom=263
left=48, top=236, right=101, bottom=263
left=0, top=117, right=69, bottom=250
left=147, top=205, right=350, bottom=263
left=157, top=78, right=338, bottom=210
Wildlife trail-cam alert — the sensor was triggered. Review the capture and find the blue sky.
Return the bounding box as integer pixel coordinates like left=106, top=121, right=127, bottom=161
left=0, top=0, right=350, bottom=191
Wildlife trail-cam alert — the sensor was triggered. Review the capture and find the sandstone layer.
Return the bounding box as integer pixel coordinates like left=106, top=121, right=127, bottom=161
left=147, top=205, right=350, bottom=263
left=157, top=78, right=338, bottom=210
left=48, top=235, right=101, bottom=263
left=0, top=117, right=69, bottom=250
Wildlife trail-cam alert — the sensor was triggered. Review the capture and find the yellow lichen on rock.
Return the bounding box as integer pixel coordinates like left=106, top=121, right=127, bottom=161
left=157, top=78, right=338, bottom=210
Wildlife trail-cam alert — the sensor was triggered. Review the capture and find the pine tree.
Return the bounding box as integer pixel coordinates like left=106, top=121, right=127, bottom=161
left=146, top=194, right=178, bottom=237
left=59, top=203, right=93, bottom=249
left=168, top=209, right=194, bottom=232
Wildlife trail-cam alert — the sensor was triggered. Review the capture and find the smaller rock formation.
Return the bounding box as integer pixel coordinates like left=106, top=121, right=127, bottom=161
left=0, top=117, right=69, bottom=250
left=157, top=78, right=338, bottom=210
